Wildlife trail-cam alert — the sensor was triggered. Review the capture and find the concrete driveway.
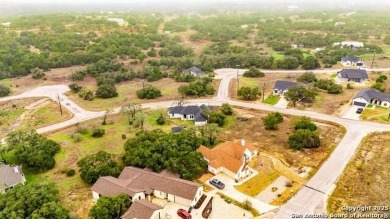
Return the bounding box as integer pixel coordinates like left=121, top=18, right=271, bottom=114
left=206, top=173, right=278, bottom=214
left=341, top=105, right=362, bottom=120
left=274, top=96, right=289, bottom=109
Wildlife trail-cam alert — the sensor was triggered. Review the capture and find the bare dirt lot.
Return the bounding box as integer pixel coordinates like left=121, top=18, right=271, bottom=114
left=219, top=107, right=345, bottom=169
left=328, top=132, right=390, bottom=214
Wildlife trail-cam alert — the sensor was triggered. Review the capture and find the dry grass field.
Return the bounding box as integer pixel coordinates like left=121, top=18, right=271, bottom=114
left=328, top=132, right=390, bottom=214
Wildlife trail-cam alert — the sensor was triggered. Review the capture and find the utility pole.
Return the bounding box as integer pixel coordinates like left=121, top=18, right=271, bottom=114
left=142, top=80, right=145, bottom=92
left=57, top=94, right=63, bottom=116
left=236, top=65, right=240, bottom=95
left=371, top=50, right=376, bottom=69
left=262, top=82, right=265, bottom=101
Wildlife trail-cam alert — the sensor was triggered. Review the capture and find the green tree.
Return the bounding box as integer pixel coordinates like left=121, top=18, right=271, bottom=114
left=262, top=112, right=283, bottom=130
left=297, top=72, right=317, bottom=84
left=197, top=124, right=222, bottom=146
left=220, top=103, right=233, bottom=115
left=7, top=130, right=61, bottom=171
left=371, top=82, right=385, bottom=92
left=31, top=68, right=45, bottom=79
left=302, top=56, right=320, bottom=70
left=77, top=151, right=121, bottom=184
left=285, top=86, right=317, bottom=106
left=202, top=110, right=226, bottom=127
left=134, top=112, right=146, bottom=130
left=294, top=117, right=317, bottom=131
left=237, top=87, right=261, bottom=100
left=243, top=66, right=265, bottom=77
left=121, top=103, right=141, bottom=125
left=96, top=84, right=118, bottom=99
left=89, top=194, right=131, bottom=219
left=136, top=85, right=162, bottom=99
left=0, top=184, right=69, bottom=219
left=0, top=84, right=11, bottom=97
left=288, top=129, right=320, bottom=150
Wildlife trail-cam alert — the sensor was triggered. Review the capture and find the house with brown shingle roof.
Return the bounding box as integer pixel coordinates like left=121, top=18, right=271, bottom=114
left=92, top=167, right=203, bottom=209
left=121, top=199, right=162, bottom=219
left=198, top=138, right=258, bottom=180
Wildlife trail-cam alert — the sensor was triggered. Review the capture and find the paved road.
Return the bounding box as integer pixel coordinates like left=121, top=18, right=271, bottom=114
left=2, top=69, right=390, bottom=217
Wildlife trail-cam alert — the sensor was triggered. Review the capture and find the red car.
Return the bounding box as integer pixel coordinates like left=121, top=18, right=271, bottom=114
left=177, top=209, right=192, bottom=219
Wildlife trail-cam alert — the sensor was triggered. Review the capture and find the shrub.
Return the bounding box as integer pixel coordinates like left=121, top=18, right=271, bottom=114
left=0, top=84, right=11, bottom=97
left=294, top=117, right=317, bottom=131
left=346, top=83, right=353, bottom=89
left=92, top=128, right=105, bottom=137
left=297, top=72, right=317, bottom=84
left=121, top=134, right=126, bottom=139
left=71, top=133, right=83, bottom=142
left=220, top=103, right=233, bottom=115
left=156, top=114, right=166, bottom=125
left=263, top=112, right=283, bottom=130
left=288, top=129, right=320, bottom=150
left=69, top=83, right=82, bottom=93
left=136, top=85, right=162, bottom=99
left=95, top=84, right=118, bottom=99
left=31, top=68, right=45, bottom=79
left=243, top=66, right=265, bottom=78
left=79, top=89, right=94, bottom=101
left=70, top=70, right=86, bottom=81
left=66, top=169, right=76, bottom=177
left=178, top=78, right=215, bottom=97
left=371, top=82, right=385, bottom=92
left=242, top=199, right=252, bottom=210
left=327, top=83, right=343, bottom=94
left=76, top=124, right=89, bottom=134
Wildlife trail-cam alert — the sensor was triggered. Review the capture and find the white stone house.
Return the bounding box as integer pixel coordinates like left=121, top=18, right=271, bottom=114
left=168, top=105, right=210, bottom=126
left=273, top=80, right=300, bottom=96
left=337, top=69, right=368, bottom=83
left=352, top=89, right=390, bottom=108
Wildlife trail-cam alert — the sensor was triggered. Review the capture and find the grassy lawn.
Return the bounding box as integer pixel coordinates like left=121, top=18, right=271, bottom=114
left=328, top=132, right=390, bottom=214
left=235, top=170, right=279, bottom=197
left=240, top=77, right=260, bottom=88
left=331, top=73, right=337, bottom=78
left=272, top=53, right=284, bottom=61
left=360, top=106, right=390, bottom=122
left=263, top=95, right=280, bottom=105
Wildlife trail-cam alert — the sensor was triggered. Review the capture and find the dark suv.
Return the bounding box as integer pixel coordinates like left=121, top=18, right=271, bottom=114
left=209, top=178, right=225, bottom=189
left=356, top=108, right=364, bottom=114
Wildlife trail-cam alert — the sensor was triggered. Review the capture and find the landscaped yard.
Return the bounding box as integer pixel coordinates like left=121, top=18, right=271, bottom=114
left=360, top=106, right=390, bottom=122
left=328, top=132, right=390, bottom=214
left=263, top=95, right=280, bottom=105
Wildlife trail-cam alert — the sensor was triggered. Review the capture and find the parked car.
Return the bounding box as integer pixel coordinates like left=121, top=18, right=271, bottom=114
left=356, top=108, right=364, bottom=114
left=209, top=178, right=225, bottom=189
left=177, top=209, right=192, bottom=219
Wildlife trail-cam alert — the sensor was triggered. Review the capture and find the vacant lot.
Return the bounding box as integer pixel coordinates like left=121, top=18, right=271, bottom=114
left=328, top=132, right=390, bottom=214
left=219, top=107, right=345, bottom=169
left=361, top=106, right=390, bottom=123
left=0, top=98, right=41, bottom=138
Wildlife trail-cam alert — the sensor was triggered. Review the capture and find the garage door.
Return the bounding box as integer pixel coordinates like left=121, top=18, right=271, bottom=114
left=353, top=101, right=366, bottom=107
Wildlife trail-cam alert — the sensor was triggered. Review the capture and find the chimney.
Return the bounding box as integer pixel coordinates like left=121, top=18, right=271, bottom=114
left=241, top=138, right=245, bottom=146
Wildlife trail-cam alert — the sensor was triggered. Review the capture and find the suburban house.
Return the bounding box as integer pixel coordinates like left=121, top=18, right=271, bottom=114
left=333, top=41, right=364, bottom=49
left=273, top=80, right=300, bottom=96
left=184, top=66, right=205, bottom=76
left=121, top=199, right=162, bottom=219
left=352, top=89, right=390, bottom=108
left=337, top=69, right=368, bottom=83
left=0, top=164, right=26, bottom=193
left=168, top=105, right=210, bottom=126
left=92, top=167, right=203, bottom=208
left=340, top=55, right=364, bottom=67
left=198, top=138, right=258, bottom=181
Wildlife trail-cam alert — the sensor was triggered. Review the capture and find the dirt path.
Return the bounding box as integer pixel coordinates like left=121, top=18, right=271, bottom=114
left=260, top=153, right=305, bottom=184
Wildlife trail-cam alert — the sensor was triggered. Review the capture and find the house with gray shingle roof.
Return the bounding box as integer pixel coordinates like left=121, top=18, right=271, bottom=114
left=121, top=199, right=162, bottom=219
left=341, top=55, right=364, bottom=67
left=0, top=164, right=26, bottom=193
left=273, top=80, right=301, bottom=96
left=352, top=89, right=390, bottom=108
left=168, top=104, right=210, bottom=126
left=337, top=69, right=368, bottom=83
left=184, top=66, right=205, bottom=76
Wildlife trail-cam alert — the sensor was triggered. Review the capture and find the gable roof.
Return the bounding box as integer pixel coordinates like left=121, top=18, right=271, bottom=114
left=198, top=140, right=257, bottom=174
left=0, top=164, right=25, bottom=190
left=121, top=200, right=162, bottom=219
left=168, top=105, right=210, bottom=122
left=338, top=69, right=368, bottom=79
left=273, top=80, right=300, bottom=91
left=341, top=55, right=360, bottom=63
left=354, top=89, right=390, bottom=102
left=92, top=167, right=201, bottom=201
left=188, top=66, right=204, bottom=74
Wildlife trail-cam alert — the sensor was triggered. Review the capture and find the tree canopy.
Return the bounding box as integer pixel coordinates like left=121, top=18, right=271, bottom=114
left=7, top=130, right=61, bottom=171
left=89, top=194, right=131, bottom=219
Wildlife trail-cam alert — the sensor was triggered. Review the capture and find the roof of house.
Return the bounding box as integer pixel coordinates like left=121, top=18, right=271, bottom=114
left=168, top=105, right=210, bottom=122
left=334, top=41, right=364, bottom=48
left=341, top=55, right=360, bottom=63
left=354, top=89, right=390, bottom=102
left=92, top=167, right=201, bottom=201
left=273, top=80, right=300, bottom=91
left=188, top=66, right=204, bottom=74
left=198, top=139, right=257, bottom=174
left=0, top=164, right=24, bottom=190
left=121, top=199, right=162, bottom=219
left=337, top=69, right=368, bottom=79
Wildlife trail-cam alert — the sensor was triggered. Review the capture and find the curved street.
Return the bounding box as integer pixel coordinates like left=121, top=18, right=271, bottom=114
left=1, top=68, right=390, bottom=218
